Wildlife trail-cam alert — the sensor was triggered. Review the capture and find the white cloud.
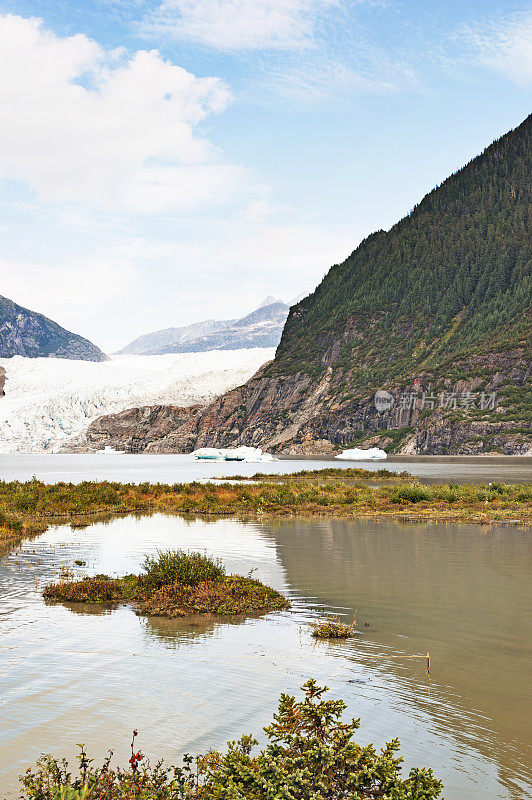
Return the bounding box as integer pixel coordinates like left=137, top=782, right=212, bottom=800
left=268, top=60, right=400, bottom=104
left=0, top=14, right=242, bottom=211
left=0, top=247, right=142, bottom=333
left=145, top=0, right=339, bottom=51
left=463, top=11, right=532, bottom=85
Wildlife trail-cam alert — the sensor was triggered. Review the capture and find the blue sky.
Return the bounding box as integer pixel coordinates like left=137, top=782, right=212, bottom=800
left=0, top=0, right=530, bottom=352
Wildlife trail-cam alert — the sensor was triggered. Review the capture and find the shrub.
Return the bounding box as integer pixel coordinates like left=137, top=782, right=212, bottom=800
left=138, top=576, right=289, bottom=617
left=43, top=576, right=124, bottom=603
left=391, top=485, right=432, bottom=504
left=141, top=549, right=225, bottom=589
left=20, top=681, right=443, bottom=800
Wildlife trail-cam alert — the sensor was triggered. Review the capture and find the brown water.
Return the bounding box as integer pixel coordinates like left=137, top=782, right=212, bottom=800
left=1, top=515, right=531, bottom=799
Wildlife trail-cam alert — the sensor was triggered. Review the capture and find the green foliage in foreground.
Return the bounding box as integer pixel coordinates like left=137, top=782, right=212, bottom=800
left=21, top=680, right=443, bottom=800
left=0, top=477, right=530, bottom=527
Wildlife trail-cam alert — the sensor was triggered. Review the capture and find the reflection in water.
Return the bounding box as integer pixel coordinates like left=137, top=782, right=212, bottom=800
left=271, top=518, right=532, bottom=799
left=0, top=514, right=531, bottom=800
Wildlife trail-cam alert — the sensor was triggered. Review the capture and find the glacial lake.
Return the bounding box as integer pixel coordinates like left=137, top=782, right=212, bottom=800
left=1, top=513, right=531, bottom=799
left=0, top=452, right=530, bottom=485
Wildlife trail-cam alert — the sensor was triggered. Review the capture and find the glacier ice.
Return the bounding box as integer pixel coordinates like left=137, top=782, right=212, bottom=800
left=0, top=349, right=275, bottom=454
left=192, top=447, right=275, bottom=462
left=335, top=447, right=387, bottom=460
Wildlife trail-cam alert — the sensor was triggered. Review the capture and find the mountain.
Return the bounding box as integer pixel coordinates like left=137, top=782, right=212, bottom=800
left=157, top=301, right=289, bottom=354
left=0, top=296, right=106, bottom=362
left=87, top=114, right=532, bottom=455
left=115, top=319, right=231, bottom=356
left=116, top=300, right=290, bottom=356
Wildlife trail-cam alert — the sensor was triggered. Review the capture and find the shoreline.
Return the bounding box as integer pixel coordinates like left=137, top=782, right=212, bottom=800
left=0, top=475, right=530, bottom=549
left=278, top=454, right=532, bottom=464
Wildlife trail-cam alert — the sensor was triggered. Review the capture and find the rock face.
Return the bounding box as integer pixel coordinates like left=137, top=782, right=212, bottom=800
left=115, top=300, right=289, bottom=356
left=85, top=405, right=202, bottom=453
left=0, top=295, right=106, bottom=361
left=88, top=115, right=532, bottom=456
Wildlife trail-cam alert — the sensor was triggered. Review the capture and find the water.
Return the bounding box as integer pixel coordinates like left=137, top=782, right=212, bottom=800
left=0, top=452, right=530, bottom=485
left=1, top=514, right=531, bottom=799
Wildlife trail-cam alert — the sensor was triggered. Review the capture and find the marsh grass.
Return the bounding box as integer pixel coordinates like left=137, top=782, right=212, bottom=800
left=0, top=476, right=530, bottom=549
left=142, top=548, right=225, bottom=588
left=311, top=616, right=355, bottom=639
left=43, top=549, right=289, bottom=618
left=224, top=467, right=411, bottom=481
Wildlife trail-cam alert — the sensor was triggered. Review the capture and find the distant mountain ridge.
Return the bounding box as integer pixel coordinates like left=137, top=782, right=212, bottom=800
left=0, top=295, right=106, bottom=362
left=116, top=298, right=291, bottom=356
left=115, top=319, right=232, bottom=356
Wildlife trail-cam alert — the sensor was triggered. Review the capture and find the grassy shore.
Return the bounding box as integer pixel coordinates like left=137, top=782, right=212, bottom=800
left=0, top=475, right=530, bottom=549
left=222, top=466, right=412, bottom=481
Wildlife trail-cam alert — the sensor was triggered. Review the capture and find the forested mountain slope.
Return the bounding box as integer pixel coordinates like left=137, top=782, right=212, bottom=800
left=272, top=113, right=530, bottom=383
left=89, top=115, right=532, bottom=455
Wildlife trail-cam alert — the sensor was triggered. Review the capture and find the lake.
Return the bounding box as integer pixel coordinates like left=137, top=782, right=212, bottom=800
left=0, top=452, right=530, bottom=484
left=1, top=512, right=531, bottom=799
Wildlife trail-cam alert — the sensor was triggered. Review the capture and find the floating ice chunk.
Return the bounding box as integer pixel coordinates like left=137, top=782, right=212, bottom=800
left=192, top=446, right=275, bottom=463
left=335, top=447, right=387, bottom=461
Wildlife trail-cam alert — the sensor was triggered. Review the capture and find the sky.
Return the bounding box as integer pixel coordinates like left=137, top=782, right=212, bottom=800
left=0, top=0, right=531, bottom=353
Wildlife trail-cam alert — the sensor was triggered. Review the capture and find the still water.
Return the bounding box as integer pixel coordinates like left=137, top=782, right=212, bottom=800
left=1, top=514, right=531, bottom=799
left=0, top=452, right=530, bottom=484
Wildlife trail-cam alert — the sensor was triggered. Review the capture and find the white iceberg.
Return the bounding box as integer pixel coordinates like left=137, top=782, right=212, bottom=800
left=192, top=446, right=275, bottom=463
left=335, top=447, right=387, bottom=461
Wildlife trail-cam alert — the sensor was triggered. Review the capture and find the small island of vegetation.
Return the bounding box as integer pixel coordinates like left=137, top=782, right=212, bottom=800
left=43, top=548, right=289, bottom=619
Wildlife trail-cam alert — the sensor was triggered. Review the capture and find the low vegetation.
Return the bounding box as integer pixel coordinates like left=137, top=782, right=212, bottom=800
left=20, top=679, right=443, bottom=800
left=224, top=467, right=411, bottom=481
left=0, top=476, right=530, bottom=545
left=311, top=617, right=355, bottom=639
left=43, top=549, right=289, bottom=618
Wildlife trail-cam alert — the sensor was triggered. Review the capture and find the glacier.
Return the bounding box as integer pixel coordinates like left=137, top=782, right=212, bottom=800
left=0, top=349, right=275, bottom=453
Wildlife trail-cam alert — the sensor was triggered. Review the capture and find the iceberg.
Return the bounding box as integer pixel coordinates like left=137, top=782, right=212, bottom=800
left=335, top=447, right=387, bottom=461
left=192, top=446, right=275, bottom=463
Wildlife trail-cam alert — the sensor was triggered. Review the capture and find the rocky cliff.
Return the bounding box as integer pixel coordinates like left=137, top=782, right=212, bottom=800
left=84, top=405, right=201, bottom=453
left=0, top=295, right=106, bottom=361
left=87, top=114, right=532, bottom=456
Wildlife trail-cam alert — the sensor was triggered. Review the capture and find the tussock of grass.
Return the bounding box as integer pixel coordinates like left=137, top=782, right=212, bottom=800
left=311, top=618, right=354, bottom=639
left=43, top=550, right=289, bottom=619
left=142, top=548, right=224, bottom=588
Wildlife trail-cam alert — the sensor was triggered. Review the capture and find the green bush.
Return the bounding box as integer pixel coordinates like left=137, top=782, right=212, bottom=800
left=20, top=681, right=443, bottom=800
left=391, top=485, right=432, bottom=504
left=141, top=549, right=225, bottom=588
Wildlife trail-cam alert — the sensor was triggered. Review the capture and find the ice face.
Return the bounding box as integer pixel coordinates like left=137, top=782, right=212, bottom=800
left=0, top=349, right=275, bottom=453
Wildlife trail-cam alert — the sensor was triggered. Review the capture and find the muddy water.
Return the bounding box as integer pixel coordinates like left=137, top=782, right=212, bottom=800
left=1, top=515, right=531, bottom=799
left=0, top=452, right=530, bottom=484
